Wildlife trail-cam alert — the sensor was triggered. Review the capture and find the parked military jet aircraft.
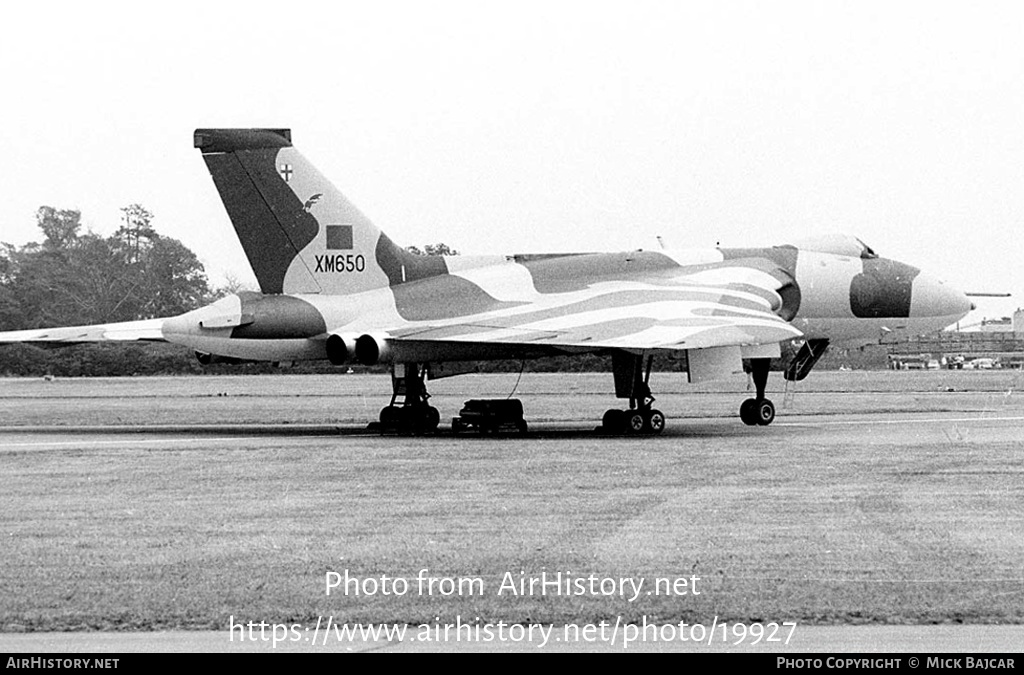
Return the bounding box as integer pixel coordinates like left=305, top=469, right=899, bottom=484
left=0, top=129, right=973, bottom=434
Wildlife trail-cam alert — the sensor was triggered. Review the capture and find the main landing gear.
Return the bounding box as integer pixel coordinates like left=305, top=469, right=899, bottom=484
left=601, top=407, right=666, bottom=435
left=740, top=358, right=775, bottom=426
left=373, top=363, right=440, bottom=434
left=601, top=352, right=666, bottom=435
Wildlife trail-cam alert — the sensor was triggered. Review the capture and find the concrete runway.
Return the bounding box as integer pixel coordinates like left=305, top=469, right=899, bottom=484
left=2, top=373, right=1023, bottom=652
left=3, top=409, right=1024, bottom=444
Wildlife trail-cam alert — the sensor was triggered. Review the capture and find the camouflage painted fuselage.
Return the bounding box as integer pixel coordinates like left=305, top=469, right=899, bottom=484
left=161, top=239, right=969, bottom=370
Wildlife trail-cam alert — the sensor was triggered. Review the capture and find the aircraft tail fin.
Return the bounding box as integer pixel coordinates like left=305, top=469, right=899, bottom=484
left=194, top=128, right=444, bottom=295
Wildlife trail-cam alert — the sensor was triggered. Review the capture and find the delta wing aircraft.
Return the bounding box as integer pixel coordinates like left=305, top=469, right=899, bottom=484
left=0, top=129, right=973, bottom=434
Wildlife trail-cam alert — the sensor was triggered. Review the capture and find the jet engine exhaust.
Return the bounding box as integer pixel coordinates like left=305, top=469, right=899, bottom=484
left=325, top=333, right=357, bottom=365
left=355, top=334, right=392, bottom=366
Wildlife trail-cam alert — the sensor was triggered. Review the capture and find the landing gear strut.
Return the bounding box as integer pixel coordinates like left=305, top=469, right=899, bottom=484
left=374, top=363, right=440, bottom=434
left=740, top=358, right=775, bottom=426
left=601, top=351, right=666, bottom=435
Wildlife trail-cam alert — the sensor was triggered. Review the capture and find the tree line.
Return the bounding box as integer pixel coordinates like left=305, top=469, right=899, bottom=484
left=0, top=205, right=219, bottom=376
left=0, top=205, right=210, bottom=330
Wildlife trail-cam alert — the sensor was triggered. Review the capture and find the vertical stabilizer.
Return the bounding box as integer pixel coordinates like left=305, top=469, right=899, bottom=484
left=194, top=128, right=445, bottom=295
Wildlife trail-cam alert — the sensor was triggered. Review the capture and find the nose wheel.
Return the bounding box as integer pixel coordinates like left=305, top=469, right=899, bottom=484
left=740, top=398, right=775, bottom=426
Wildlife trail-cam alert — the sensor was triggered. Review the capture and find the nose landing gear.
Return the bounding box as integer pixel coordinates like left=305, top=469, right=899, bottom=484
left=740, top=357, right=775, bottom=426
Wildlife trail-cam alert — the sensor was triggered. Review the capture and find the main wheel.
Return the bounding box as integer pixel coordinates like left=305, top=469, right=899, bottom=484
left=739, top=398, right=758, bottom=425
left=644, top=409, right=666, bottom=435
left=626, top=411, right=646, bottom=434
left=380, top=406, right=401, bottom=426
left=755, top=399, right=775, bottom=426
left=423, top=405, right=441, bottom=431
left=602, top=409, right=625, bottom=432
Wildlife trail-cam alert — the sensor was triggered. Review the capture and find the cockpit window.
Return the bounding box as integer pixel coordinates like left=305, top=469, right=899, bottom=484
left=790, top=234, right=880, bottom=259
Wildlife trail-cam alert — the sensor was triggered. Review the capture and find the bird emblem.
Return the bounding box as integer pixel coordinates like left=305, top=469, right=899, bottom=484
left=303, top=193, right=323, bottom=212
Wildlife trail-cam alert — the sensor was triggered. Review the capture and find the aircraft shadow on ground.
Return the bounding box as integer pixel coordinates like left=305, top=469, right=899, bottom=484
left=3, top=421, right=755, bottom=440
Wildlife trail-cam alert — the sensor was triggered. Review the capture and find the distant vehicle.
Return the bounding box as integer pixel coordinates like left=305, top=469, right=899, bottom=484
left=969, top=358, right=997, bottom=370
left=926, top=360, right=941, bottom=370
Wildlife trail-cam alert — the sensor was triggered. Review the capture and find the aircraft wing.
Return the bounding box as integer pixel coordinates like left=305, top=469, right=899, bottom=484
left=0, top=318, right=167, bottom=345
left=388, top=304, right=799, bottom=352
left=354, top=258, right=805, bottom=354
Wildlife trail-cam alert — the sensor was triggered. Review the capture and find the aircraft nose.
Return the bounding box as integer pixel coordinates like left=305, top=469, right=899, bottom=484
left=910, top=272, right=972, bottom=320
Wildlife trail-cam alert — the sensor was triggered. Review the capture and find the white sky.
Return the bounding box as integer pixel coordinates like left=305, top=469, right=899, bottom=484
left=1, top=0, right=1021, bottom=325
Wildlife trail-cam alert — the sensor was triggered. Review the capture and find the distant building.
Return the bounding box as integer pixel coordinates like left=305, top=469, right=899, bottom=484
left=955, top=308, right=1024, bottom=335
left=884, top=308, right=1024, bottom=369
left=978, top=317, right=1014, bottom=333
